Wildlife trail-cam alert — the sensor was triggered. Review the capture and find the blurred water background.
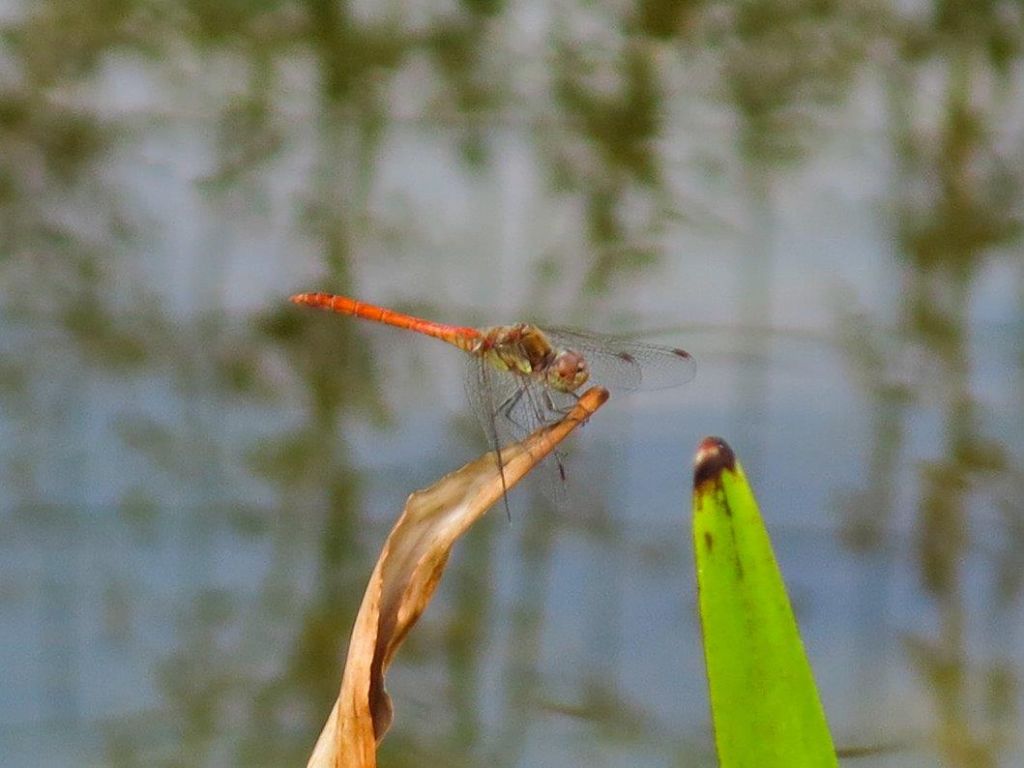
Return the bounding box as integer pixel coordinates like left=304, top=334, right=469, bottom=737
left=1, top=1, right=1023, bottom=766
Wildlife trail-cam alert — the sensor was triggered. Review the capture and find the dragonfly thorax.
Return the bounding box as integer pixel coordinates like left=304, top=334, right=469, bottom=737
left=479, top=324, right=589, bottom=392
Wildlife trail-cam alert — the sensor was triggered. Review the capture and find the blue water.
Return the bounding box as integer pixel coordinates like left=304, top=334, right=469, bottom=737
left=2, top=2, right=1023, bottom=765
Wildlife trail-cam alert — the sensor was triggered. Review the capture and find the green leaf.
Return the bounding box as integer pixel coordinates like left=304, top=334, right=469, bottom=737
left=692, top=437, right=837, bottom=768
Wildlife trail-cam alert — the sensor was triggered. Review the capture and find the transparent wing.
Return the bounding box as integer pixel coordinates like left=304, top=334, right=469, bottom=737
left=464, top=357, right=573, bottom=446
left=462, top=357, right=576, bottom=507
left=465, top=355, right=507, bottom=455
left=544, top=328, right=697, bottom=392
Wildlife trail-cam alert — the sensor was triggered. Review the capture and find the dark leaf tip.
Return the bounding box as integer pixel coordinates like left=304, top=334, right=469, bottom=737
left=693, top=436, right=736, bottom=489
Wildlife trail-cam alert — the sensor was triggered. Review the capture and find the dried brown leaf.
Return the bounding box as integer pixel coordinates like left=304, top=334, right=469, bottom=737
left=307, top=387, right=609, bottom=768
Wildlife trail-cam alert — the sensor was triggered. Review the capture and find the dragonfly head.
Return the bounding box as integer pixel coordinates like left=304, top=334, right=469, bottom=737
left=547, top=349, right=589, bottom=392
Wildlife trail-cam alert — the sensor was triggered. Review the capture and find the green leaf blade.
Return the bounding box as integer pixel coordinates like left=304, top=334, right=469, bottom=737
left=692, top=437, right=837, bottom=768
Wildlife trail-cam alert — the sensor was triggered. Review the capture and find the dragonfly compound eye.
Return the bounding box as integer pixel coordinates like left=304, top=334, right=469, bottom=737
left=549, top=350, right=589, bottom=392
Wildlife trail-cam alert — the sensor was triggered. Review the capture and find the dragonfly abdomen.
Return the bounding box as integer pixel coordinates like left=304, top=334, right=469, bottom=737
left=290, top=292, right=481, bottom=352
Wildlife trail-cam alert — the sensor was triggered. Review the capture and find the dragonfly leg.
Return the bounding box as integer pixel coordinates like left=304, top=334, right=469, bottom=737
left=497, top=380, right=572, bottom=497
left=524, top=384, right=570, bottom=482
left=534, top=389, right=573, bottom=482
left=498, top=385, right=529, bottom=432
left=542, top=388, right=578, bottom=417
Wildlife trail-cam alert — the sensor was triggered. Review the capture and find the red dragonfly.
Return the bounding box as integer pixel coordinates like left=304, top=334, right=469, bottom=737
left=291, top=292, right=696, bottom=506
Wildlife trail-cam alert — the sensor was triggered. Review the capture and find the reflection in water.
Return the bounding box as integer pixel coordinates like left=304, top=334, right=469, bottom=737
left=1, top=1, right=1022, bottom=766
left=891, top=15, right=1021, bottom=765
left=840, top=5, right=1024, bottom=766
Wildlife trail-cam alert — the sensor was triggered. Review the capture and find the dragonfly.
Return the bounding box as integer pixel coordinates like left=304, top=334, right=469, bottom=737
left=290, top=292, right=696, bottom=510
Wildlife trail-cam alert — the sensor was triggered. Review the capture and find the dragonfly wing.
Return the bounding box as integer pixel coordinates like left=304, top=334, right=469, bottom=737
left=463, top=358, right=575, bottom=512
left=465, top=357, right=518, bottom=517
left=545, top=328, right=697, bottom=392
left=466, top=356, right=504, bottom=448
left=464, top=357, right=536, bottom=449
